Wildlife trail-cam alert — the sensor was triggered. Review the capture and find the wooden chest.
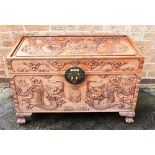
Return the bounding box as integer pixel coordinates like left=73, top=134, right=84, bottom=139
left=7, top=35, right=144, bottom=124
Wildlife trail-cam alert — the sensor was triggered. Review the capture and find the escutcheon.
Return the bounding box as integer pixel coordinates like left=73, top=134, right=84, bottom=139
left=65, top=67, right=86, bottom=84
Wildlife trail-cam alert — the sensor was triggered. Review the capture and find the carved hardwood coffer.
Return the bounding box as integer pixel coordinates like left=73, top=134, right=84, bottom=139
left=7, top=35, right=144, bottom=124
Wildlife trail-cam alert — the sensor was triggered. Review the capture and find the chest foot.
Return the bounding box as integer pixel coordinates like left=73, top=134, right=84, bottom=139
left=125, top=117, right=134, bottom=123
left=119, top=111, right=135, bottom=124
left=16, top=113, right=32, bottom=124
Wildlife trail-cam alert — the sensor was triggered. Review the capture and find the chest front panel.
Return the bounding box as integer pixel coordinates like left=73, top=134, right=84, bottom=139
left=13, top=73, right=137, bottom=112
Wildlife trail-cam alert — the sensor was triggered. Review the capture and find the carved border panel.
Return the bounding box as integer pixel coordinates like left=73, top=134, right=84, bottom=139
left=10, top=58, right=141, bottom=73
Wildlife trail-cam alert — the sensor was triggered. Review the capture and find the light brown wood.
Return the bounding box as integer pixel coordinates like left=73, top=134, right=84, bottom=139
left=16, top=112, right=32, bottom=124
left=7, top=35, right=144, bottom=124
left=13, top=36, right=138, bottom=57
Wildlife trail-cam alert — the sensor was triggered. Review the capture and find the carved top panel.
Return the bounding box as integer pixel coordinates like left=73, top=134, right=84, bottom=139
left=12, top=36, right=138, bottom=57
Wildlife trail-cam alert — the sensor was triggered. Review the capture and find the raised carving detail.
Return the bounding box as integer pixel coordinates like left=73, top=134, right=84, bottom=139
left=16, top=77, right=65, bottom=111
left=7, top=36, right=144, bottom=124
left=14, top=74, right=137, bottom=112
left=16, top=78, right=44, bottom=105
left=47, top=60, right=65, bottom=71
left=13, top=59, right=138, bottom=73
left=84, top=60, right=128, bottom=71
left=17, top=68, right=29, bottom=72
left=16, top=36, right=136, bottom=57
left=64, top=106, right=75, bottom=111
left=26, top=62, right=40, bottom=71
left=69, top=85, right=81, bottom=103
left=85, top=75, right=136, bottom=110
left=84, top=60, right=100, bottom=70
left=85, top=81, right=118, bottom=110
left=64, top=106, right=89, bottom=111
left=44, top=80, right=65, bottom=110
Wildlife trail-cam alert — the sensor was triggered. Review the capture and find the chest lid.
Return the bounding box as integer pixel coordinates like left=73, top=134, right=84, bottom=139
left=11, top=35, right=141, bottom=57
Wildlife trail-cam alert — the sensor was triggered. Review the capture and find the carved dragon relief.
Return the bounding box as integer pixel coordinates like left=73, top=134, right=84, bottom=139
left=17, top=37, right=136, bottom=56
left=14, top=76, right=86, bottom=112
left=85, top=75, right=136, bottom=110
left=14, top=74, right=137, bottom=112
left=15, top=77, right=66, bottom=111
left=21, top=37, right=68, bottom=56
left=13, top=59, right=137, bottom=73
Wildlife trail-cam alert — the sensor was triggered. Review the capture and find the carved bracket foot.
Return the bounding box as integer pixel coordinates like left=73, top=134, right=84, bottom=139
left=16, top=112, right=32, bottom=124
left=119, top=111, right=135, bottom=124
left=125, top=117, right=134, bottom=123
left=17, top=117, right=26, bottom=124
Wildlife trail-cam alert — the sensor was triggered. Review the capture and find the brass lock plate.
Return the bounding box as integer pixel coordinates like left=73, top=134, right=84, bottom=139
left=65, top=67, right=86, bottom=84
